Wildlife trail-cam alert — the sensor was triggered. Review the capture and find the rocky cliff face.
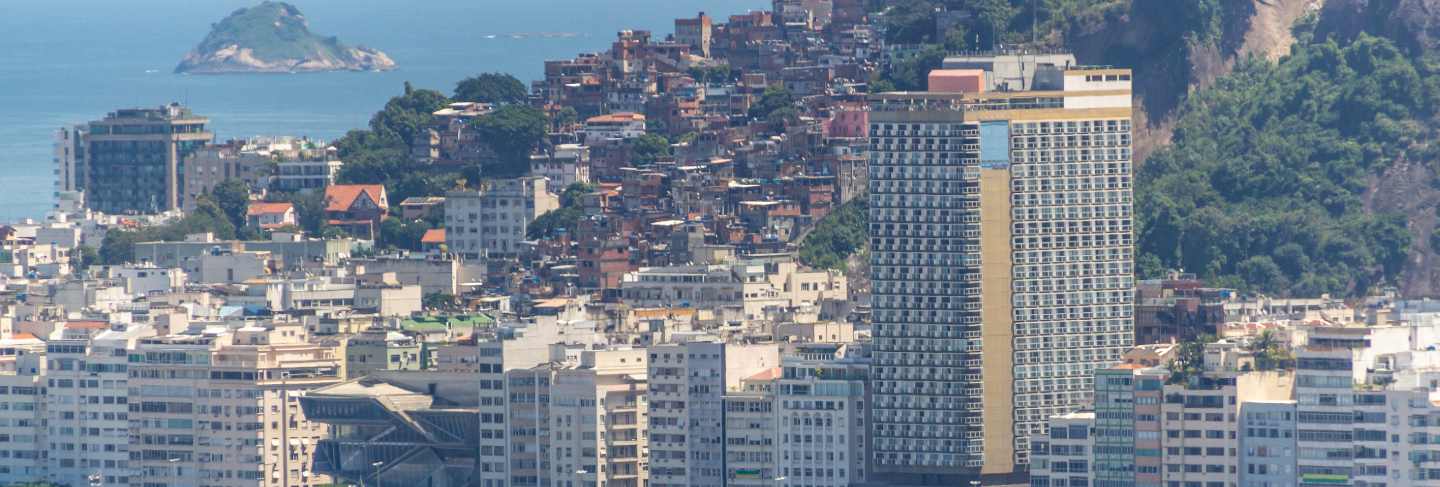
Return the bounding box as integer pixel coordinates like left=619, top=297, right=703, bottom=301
left=176, top=43, right=395, bottom=74
left=175, top=1, right=395, bottom=74
left=1067, top=0, right=1323, bottom=164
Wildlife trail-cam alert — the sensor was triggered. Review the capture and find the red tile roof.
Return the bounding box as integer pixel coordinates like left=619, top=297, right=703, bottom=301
left=246, top=201, right=294, bottom=216
left=745, top=367, right=782, bottom=382
left=586, top=112, right=645, bottom=124
left=65, top=320, right=108, bottom=330
left=421, top=228, right=446, bottom=244
left=325, top=184, right=387, bottom=212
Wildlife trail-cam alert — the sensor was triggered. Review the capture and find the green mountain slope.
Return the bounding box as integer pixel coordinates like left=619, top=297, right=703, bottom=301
left=1138, top=29, right=1435, bottom=296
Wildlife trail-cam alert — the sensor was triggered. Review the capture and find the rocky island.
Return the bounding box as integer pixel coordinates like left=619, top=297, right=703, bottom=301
left=175, top=1, right=395, bottom=74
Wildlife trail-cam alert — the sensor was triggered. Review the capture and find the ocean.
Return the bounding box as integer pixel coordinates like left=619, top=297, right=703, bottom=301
left=0, top=0, right=767, bottom=222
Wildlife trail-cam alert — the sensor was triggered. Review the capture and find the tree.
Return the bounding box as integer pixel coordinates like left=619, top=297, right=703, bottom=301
left=98, top=197, right=239, bottom=264
left=390, top=172, right=458, bottom=203
left=799, top=197, right=868, bottom=270
left=527, top=207, right=584, bottom=240
left=880, top=0, right=937, bottom=44
left=552, top=106, right=579, bottom=130
left=867, top=78, right=897, bottom=93
left=453, top=72, right=528, bottom=104
left=378, top=216, right=432, bottom=251
left=423, top=292, right=457, bottom=310
left=879, top=44, right=945, bottom=91
left=766, top=106, right=800, bottom=132
left=688, top=64, right=734, bottom=84
left=99, top=230, right=140, bottom=265
left=1167, top=334, right=1216, bottom=384
left=748, top=85, right=796, bottom=120
left=74, top=245, right=99, bottom=271
left=267, top=190, right=329, bottom=235
left=190, top=196, right=237, bottom=240
left=629, top=134, right=671, bottom=163
left=473, top=105, right=547, bottom=177
left=1137, top=34, right=1431, bottom=297
left=209, top=179, right=252, bottom=231
left=970, top=0, right=1019, bottom=49
left=1248, top=329, right=1293, bottom=371
left=333, top=128, right=401, bottom=160
left=560, top=182, right=596, bottom=207
left=369, top=82, right=449, bottom=148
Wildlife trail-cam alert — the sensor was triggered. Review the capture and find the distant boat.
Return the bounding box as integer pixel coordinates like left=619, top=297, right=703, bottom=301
left=144, top=69, right=159, bottom=74
left=484, top=34, right=497, bottom=39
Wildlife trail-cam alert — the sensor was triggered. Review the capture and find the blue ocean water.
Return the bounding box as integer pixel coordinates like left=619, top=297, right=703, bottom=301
left=0, top=0, right=766, bottom=222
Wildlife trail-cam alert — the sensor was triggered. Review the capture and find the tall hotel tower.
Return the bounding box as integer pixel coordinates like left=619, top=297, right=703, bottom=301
left=867, top=54, right=1135, bottom=484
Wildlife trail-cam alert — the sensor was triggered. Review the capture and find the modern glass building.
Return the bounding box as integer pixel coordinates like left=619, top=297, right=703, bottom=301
left=78, top=103, right=212, bottom=214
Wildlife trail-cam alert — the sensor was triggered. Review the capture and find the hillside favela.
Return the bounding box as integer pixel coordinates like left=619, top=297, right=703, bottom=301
left=10, top=0, right=1440, bottom=486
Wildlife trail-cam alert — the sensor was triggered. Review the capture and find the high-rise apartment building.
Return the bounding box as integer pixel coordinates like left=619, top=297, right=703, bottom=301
left=1092, top=365, right=1162, bottom=487
left=1029, top=411, right=1096, bottom=487
left=45, top=324, right=152, bottom=487
left=1031, top=363, right=1291, bottom=487
left=776, top=343, right=870, bottom=487
left=74, top=104, right=213, bottom=214
left=127, top=324, right=341, bottom=487
left=867, top=56, right=1135, bottom=482
left=548, top=348, right=649, bottom=487
left=0, top=338, right=45, bottom=484
left=1294, top=347, right=1381, bottom=487
left=54, top=125, right=85, bottom=194
left=647, top=340, right=779, bottom=487
left=507, top=365, right=554, bottom=487
left=723, top=375, right=779, bottom=487
left=1238, top=400, right=1297, bottom=486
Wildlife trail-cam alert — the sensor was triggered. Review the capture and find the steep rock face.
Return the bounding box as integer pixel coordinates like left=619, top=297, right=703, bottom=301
left=176, top=1, right=395, bottom=74
left=1067, top=0, right=1321, bottom=163
left=1320, top=0, right=1440, bottom=54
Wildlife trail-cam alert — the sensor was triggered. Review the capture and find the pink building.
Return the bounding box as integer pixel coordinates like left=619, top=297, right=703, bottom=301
left=826, top=103, right=868, bottom=138
left=928, top=69, right=985, bottom=93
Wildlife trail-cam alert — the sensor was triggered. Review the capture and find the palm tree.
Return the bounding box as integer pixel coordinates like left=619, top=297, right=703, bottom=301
left=1248, top=329, right=1291, bottom=371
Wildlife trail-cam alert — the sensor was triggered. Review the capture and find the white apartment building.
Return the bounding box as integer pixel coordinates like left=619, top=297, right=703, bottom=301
left=620, top=260, right=848, bottom=322
left=582, top=112, right=646, bottom=143
left=0, top=346, right=44, bottom=483
left=1294, top=347, right=1385, bottom=487
left=507, top=365, right=553, bottom=487
left=549, top=348, right=649, bottom=487
left=445, top=176, right=560, bottom=260
left=45, top=324, right=153, bottom=487
left=868, top=61, right=1135, bottom=480
left=1028, top=411, right=1096, bottom=487
left=55, top=125, right=84, bottom=193
left=532, top=143, right=592, bottom=189
left=724, top=370, right=779, bottom=487
left=648, top=340, right=780, bottom=487
left=109, top=265, right=186, bottom=296
left=128, top=323, right=341, bottom=487
left=1238, top=400, right=1297, bottom=487
left=776, top=343, right=870, bottom=487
